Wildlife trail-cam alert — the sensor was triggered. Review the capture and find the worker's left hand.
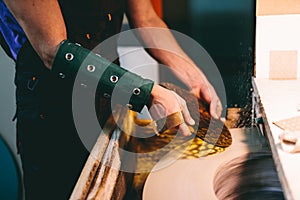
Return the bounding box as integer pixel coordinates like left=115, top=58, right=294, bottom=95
left=190, top=80, right=222, bottom=119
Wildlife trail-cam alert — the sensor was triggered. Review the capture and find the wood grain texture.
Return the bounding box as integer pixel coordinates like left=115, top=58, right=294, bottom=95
left=70, top=109, right=128, bottom=200
left=160, top=82, right=232, bottom=148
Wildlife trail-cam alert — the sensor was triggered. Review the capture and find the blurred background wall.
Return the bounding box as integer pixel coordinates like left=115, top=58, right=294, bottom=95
left=163, top=0, right=256, bottom=123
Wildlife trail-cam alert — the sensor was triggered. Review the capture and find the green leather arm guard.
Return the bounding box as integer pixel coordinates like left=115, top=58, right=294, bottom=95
left=51, top=40, right=154, bottom=112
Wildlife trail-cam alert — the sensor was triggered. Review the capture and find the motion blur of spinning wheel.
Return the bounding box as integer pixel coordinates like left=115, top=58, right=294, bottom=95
left=0, top=134, right=23, bottom=200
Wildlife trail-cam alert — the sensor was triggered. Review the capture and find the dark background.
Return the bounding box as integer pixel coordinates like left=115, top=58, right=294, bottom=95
left=162, top=0, right=256, bottom=111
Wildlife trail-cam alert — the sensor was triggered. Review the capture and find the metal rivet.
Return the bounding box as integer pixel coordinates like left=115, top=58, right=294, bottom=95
left=65, top=53, right=74, bottom=61
left=133, top=88, right=141, bottom=95
left=103, top=93, right=111, bottom=98
left=87, top=65, right=96, bottom=72
left=126, top=104, right=133, bottom=109
left=110, top=75, right=118, bottom=83
left=80, top=83, right=87, bottom=88
left=58, top=72, right=65, bottom=79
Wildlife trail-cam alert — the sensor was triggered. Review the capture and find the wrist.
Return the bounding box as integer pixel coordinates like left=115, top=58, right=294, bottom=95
left=147, top=84, right=160, bottom=107
left=39, top=39, right=66, bottom=69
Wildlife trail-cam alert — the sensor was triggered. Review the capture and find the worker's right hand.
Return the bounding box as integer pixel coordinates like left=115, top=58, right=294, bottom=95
left=148, top=85, right=195, bottom=136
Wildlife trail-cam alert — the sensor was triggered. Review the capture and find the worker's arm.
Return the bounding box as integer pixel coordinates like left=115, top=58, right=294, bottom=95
left=126, top=0, right=223, bottom=119
left=4, top=0, right=66, bottom=68
left=4, top=0, right=194, bottom=135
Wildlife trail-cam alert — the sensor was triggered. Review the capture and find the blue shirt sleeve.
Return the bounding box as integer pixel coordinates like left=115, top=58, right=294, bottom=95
left=0, top=0, right=27, bottom=60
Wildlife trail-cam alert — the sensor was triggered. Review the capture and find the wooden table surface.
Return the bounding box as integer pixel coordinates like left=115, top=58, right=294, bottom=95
left=253, top=78, right=300, bottom=200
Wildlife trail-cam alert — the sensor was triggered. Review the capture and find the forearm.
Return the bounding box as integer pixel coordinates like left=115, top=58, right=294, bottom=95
left=126, top=0, right=207, bottom=90
left=138, top=29, right=207, bottom=91
left=155, top=50, right=208, bottom=91
left=4, top=0, right=67, bottom=68
left=138, top=28, right=206, bottom=90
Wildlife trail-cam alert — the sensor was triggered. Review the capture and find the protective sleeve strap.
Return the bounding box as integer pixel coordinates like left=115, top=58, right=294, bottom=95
left=51, top=40, right=154, bottom=112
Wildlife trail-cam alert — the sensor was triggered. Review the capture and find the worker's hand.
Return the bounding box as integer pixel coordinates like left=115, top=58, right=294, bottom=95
left=148, top=85, right=195, bottom=136
left=190, top=80, right=222, bottom=119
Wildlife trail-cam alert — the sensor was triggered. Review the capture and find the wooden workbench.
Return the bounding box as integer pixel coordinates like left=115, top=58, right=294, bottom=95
left=252, top=78, right=300, bottom=200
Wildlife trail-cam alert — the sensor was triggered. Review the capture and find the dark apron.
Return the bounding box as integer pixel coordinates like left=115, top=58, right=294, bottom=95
left=15, top=0, right=125, bottom=199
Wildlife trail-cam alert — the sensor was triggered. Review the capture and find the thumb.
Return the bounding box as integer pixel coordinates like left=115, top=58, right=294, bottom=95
left=210, top=99, right=222, bottom=119
left=172, top=91, right=195, bottom=126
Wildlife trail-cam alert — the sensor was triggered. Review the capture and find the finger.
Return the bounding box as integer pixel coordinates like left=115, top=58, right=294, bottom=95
left=210, top=98, right=222, bottom=119
left=197, top=83, right=222, bottom=119
left=173, top=92, right=195, bottom=126
left=178, top=122, right=192, bottom=136
left=148, top=103, right=166, bottom=121
left=181, top=101, right=195, bottom=125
